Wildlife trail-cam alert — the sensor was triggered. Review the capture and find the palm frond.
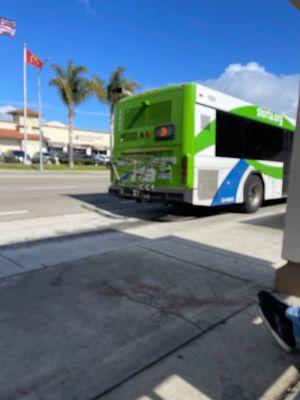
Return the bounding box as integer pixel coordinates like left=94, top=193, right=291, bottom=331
left=106, top=66, right=141, bottom=108
left=73, top=79, right=94, bottom=106
left=49, top=61, right=93, bottom=110
left=51, top=64, right=67, bottom=80
left=49, top=76, right=73, bottom=109
left=92, top=75, right=107, bottom=103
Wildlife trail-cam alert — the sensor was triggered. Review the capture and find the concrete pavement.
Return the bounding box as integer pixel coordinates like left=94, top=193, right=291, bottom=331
left=0, top=203, right=285, bottom=283
left=1, top=202, right=299, bottom=399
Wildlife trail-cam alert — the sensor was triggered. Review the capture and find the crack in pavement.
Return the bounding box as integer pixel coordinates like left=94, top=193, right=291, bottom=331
left=102, top=282, right=202, bottom=331
left=88, top=301, right=256, bottom=400
left=0, top=253, right=25, bottom=270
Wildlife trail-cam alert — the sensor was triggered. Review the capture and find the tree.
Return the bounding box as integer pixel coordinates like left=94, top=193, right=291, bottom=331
left=49, top=61, right=93, bottom=168
left=93, top=66, right=141, bottom=155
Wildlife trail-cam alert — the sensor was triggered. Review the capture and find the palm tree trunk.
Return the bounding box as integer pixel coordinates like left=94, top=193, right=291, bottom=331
left=109, top=105, right=114, bottom=158
left=68, top=111, right=74, bottom=169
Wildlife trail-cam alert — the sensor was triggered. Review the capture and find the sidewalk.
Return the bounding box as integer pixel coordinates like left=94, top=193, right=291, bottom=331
left=0, top=205, right=299, bottom=399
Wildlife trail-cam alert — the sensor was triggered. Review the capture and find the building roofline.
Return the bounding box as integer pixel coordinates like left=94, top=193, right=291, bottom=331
left=0, top=128, right=41, bottom=141
left=43, top=122, right=109, bottom=135
left=8, top=109, right=40, bottom=117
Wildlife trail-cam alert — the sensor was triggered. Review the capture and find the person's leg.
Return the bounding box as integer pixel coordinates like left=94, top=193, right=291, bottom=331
left=286, top=306, right=300, bottom=343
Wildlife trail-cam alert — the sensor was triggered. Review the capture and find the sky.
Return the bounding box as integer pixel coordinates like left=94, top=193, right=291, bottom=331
left=0, top=0, right=299, bottom=132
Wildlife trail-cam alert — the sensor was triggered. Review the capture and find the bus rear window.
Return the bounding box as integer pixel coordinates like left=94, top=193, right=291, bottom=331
left=148, top=101, right=171, bottom=126
left=124, top=101, right=172, bottom=129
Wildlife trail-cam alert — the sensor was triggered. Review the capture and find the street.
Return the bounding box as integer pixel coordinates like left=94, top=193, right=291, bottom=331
left=0, top=171, right=219, bottom=246
left=0, top=171, right=298, bottom=400
left=0, top=171, right=202, bottom=224
left=0, top=171, right=117, bottom=221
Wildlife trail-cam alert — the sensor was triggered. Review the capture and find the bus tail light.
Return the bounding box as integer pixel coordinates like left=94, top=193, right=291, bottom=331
left=110, top=164, right=114, bottom=182
left=182, top=156, right=187, bottom=186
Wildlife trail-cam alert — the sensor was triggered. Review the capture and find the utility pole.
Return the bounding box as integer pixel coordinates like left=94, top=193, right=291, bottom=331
left=38, top=57, right=50, bottom=173
left=38, top=68, right=43, bottom=172
left=23, top=43, right=28, bottom=164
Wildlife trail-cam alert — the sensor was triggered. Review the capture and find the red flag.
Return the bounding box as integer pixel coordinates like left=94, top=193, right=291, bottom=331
left=26, top=49, right=43, bottom=69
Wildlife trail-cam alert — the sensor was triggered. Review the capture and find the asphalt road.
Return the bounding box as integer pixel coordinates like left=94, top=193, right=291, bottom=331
left=0, top=171, right=168, bottom=222
left=0, top=172, right=109, bottom=220
left=0, top=171, right=222, bottom=225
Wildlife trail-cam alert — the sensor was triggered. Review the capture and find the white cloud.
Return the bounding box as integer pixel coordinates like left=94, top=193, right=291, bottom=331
left=0, top=104, right=16, bottom=114
left=202, top=62, right=299, bottom=118
left=77, top=0, right=96, bottom=15
left=0, top=105, right=15, bottom=121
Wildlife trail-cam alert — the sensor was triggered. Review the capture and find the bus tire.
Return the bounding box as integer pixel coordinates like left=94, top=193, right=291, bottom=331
left=242, top=174, right=264, bottom=213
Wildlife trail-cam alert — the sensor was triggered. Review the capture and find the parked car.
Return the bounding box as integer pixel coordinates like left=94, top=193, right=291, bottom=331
left=3, top=150, right=28, bottom=163
left=57, top=152, right=95, bottom=165
left=31, top=152, right=56, bottom=164
left=56, top=152, right=70, bottom=164
left=73, top=153, right=94, bottom=165
left=92, top=154, right=111, bottom=166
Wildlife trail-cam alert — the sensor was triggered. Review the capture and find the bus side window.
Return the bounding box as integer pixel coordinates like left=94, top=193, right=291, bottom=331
left=216, top=111, right=245, bottom=159
left=216, top=109, right=286, bottom=162
left=264, top=125, right=284, bottom=162
left=244, top=119, right=267, bottom=160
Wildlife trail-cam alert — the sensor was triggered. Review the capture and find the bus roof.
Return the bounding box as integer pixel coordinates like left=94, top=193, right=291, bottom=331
left=121, top=82, right=296, bottom=129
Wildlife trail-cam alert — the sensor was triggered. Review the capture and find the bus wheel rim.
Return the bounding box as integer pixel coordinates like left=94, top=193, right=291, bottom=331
left=249, top=184, right=261, bottom=206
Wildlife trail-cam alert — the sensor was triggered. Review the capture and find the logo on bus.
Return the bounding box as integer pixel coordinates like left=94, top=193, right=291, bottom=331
left=256, top=107, right=283, bottom=127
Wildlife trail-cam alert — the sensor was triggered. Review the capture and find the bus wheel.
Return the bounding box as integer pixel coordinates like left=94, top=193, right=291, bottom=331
left=242, top=175, right=264, bottom=213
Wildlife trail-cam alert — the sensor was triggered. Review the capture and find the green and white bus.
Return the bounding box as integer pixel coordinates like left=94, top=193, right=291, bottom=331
left=109, top=83, right=295, bottom=213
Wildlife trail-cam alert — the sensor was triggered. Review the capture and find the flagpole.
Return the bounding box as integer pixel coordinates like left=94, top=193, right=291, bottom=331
left=38, top=68, right=43, bottom=172
left=23, top=43, right=28, bottom=164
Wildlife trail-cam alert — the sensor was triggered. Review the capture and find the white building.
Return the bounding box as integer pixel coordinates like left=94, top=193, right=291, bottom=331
left=0, top=109, right=110, bottom=158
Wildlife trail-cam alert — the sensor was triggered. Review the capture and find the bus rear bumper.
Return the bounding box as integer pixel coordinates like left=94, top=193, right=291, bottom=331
left=109, top=185, right=184, bottom=203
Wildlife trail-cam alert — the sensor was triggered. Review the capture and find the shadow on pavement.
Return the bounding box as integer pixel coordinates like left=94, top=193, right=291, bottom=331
left=68, top=192, right=233, bottom=223
left=0, top=228, right=298, bottom=400
left=242, top=212, right=286, bottom=231
left=68, top=193, right=287, bottom=223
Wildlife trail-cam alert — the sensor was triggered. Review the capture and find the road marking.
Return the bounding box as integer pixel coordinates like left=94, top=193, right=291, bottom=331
left=24, top=185, right=77, bottom=191
left=0, top=210, right=29, bottom=216
left=122, top=200, right=135, bottom=204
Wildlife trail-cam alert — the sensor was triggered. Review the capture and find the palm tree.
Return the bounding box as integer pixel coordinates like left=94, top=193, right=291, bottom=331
left=49, top=61, right=93, bottom=168
left=93, top=66, right=141, bottom=155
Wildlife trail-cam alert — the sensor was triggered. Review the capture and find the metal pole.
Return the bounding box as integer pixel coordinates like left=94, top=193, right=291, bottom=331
left=109, top=106, right=113, bottom=158
left=23, top=43, right=28, bottom=164
left=38, top=68, right=43, bottom=172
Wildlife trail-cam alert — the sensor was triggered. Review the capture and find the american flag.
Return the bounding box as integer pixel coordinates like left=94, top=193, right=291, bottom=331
left=0, top=17, right=16, bottom=38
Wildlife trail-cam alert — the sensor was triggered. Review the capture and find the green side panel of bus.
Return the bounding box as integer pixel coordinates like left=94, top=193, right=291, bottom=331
left=182, top=83, right=196, bottom=189
left=113, top=83, right=196, bottom=190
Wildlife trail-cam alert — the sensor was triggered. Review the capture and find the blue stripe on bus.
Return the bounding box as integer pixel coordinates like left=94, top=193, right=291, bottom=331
left=211, top=159, right=249, bottom=206
left=121, top=171, right=132, bottom=180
